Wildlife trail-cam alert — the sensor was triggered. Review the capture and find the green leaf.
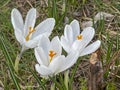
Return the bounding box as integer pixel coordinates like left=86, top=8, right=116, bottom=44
left=0, top=34, right=21, bottom=90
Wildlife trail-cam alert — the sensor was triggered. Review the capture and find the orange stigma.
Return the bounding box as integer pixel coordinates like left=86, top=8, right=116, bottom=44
left=77, top=34, right=82, bottom=40
left=25, top=27, right=35, bottom=41
left=49, top=50, right=56, bottom=62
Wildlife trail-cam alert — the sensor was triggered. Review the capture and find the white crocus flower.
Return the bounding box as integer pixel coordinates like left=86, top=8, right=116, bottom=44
left=61, top=20, right=101, bottom=56
left=35, top=36, right=79, bottom=77
left=11, top=8, right=55, bottom=53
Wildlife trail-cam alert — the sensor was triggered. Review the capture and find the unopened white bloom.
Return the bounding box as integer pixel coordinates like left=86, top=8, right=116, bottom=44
left=61, top=20, right=101, bottom=56
left=35, top=36, right=79, bottom=77
left=11, top=8, right=55, bottom=52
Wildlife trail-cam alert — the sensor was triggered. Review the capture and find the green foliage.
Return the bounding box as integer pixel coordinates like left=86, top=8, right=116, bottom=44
left=0, top=0, right=120, bottom=89
left=79, top=78, right=87, bottom=90
left=0, top=34, right=21, bottom=89
left=106, top=82, right=116, bottom=90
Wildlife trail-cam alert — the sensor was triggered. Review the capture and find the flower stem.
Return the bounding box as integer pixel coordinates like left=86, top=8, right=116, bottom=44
left=64, top=70, right=69, bottom=90
left=14, top=54, right=21, bottom=73
left=50, top=83, right=55, bottom=90
left=14, top=48, right=24, bottom=73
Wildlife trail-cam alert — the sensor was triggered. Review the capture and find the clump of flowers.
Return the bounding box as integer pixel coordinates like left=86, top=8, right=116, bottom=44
left=11, top=8, right=101, bottom=78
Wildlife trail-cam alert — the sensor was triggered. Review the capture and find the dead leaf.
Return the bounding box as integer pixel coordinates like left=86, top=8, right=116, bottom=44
left=89, top=53, right=98, bottom=64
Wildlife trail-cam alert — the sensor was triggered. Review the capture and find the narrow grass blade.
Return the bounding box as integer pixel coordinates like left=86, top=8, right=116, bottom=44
left=29, top=68, right=46, bottom=90
left=0, top=34, right=21, bottom=90
left=59, top=74, right=66, bottom=90
left=52, top=0, right=57, bottom=21
left=49, top=76, right=63, bottom=90
left=69, top=58, right=81, bottom=90
left=106, top=39, right=113, bottom=63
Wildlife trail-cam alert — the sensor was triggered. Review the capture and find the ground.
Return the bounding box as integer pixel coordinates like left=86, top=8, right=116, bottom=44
left=0, top=0, right=120, bottom=90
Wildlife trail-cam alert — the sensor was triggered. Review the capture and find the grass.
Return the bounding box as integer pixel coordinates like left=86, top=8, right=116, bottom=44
left=0, top=0, right=120, bottom=90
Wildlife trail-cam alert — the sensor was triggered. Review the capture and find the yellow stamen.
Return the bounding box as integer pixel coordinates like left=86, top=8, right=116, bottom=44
left=49, top=50, right=56, bottom=62
left=77, top=34, right=82, bottom=40
left=25, top=27, right=35, bottom=41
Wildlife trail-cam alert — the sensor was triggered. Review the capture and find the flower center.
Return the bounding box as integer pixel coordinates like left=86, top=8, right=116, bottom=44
left=49, top=50, right=56, bottom=62
left=77, top=34, right=82, bottom=40
left=25, top=27, right=35, bottom=41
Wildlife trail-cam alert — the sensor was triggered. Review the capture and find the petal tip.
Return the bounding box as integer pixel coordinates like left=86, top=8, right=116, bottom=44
left=30, top=8, right=36, bottom=12
left=96, top=40, right=101, bottom=46
left=71, top=19, right=79, bottom=24
left=84, top=26, right=95, bottom=35
left=87, top=27, right=95, bottom=31
left=65, top=25, right=72, bottom=30
left=48, top=18, right=55, bottom=23
left=11, top=8, right=19, bottom=16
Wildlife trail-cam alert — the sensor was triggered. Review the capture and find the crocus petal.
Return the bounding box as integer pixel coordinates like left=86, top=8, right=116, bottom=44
left=35, top=64, right=53, bottom=76
left=56, top=51, right=79, bottom=74
left=38, top=35, right=50, bottom=55
left=64, top=25, right=73, bottom=45
left=32, top=18, right=55, bottom=38
left=35, top=47, right=49, bottom=66
left=60, top=36, right=71, bottom=53
left=79, top=40, right=101, bottom=56
left=24, top=8, right=36, bottom=36
left=14, top=29, right=25, bottom=44
left=72, top=27, right=95, bottom=52
left=11, top=9, right=25, bottom=44
left=70, top=19, right=80, bottom=40
left=49, top=55, right=65, bottom=74
left=81, top=27, right=95, bottom=47
left=49, top=36, right=62, bottom=56
left=25, top=35, right=42, bottom=48
left=11, top=8, right=24, bottom=32
left=72, top=40, right=83, bottom=52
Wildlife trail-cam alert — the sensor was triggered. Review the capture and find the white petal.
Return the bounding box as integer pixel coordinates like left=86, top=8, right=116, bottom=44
left=60, top=36, right=71, bottom=53
left=49, top=36, right=62, bottom=56
left=35, top=64, right=53, bottom=76
left=14, top=29, right=25, bottom=45
left=11, top=8, right=24, bottom=32
left=11, top=9, right=25, bottom=44
left=80, top=40, right=101, bottom=56
left=35, top=47, right=49, bottom=66
left=38, top=35, right=50, bottom=55
left=24, top=8, right=36, bottom=36
left=25, top=35, right=42, bottom=48
left=72, top=27, right=95, bottom=52
left=49, top=55, right=65, bottom=74
left=57, top=51, right=79, bottom=74
left=81, top=27, right=95, bottom=47
left=72, top=40, right=83, bottom=52
left=64, top=25, right=73, bottom=44
left=70, top=19, right=80, bottom=40
left=32, top=18, right=55, bottom=38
